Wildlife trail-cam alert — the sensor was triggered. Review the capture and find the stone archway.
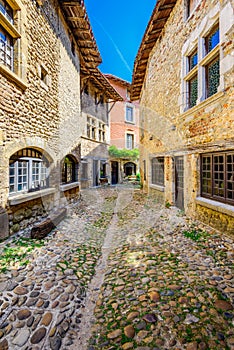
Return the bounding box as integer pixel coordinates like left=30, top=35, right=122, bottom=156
left=124, top=162, right=136, bottom=176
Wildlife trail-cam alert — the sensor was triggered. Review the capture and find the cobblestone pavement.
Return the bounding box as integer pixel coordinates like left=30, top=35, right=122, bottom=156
left=0, top=187, right=233, bottom=350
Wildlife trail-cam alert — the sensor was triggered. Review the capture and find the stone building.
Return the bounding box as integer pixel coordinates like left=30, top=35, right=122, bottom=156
left=105, top=74, right=140, bottom=184
left=0, top=0, right=118, bottom=238
left=131, top=0, right=234, bottom=234
left=79, top=71, right=122, bottom=188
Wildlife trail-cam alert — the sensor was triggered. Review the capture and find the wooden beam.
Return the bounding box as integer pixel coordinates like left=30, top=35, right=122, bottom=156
left=152, top=17, right=168, bottom=25
left=158, top=3, right=176, bottom=11
left=60, top=1, right=81, bottom=6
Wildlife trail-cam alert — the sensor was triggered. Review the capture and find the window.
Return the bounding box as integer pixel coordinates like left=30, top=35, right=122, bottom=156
left=0, top=0, right=13, bottom=23
left=87, top=117, right=96, bottom=140
left=0, top=26, right=13, bottom=70
left=92, top=119, right=96, bottom=139
left=204, top=26, right=220, bottom=98
left=188, top=75, right=198, bottom=108
left=62, top=156, right=77, bottom=184
left=98, top=122, right=105, bottom=142
left=201, top=152, right=234, bottom=205
left=205, top=26, right=219, bottom=53
left=189, top=50, right=198, bottom=70
left=187, top=0, right=200, bottom=18
left=9, top=148, right=49, bottom=194
left=183, top=23, right=220, bottom=110
left=100, top=162, right=106, bottom=178
left=151, top=157, right=164, bottom=186
left=126, top=133, right=134, bottom=149
left=126, top=106, right=134, bottom=123
left=206, top=57, right=220, bottom=98
left=0, top=0, right=21, bottom=75
left=40, top=65, right=48, bottom=84
left=187, top=49, right=198, bottom=108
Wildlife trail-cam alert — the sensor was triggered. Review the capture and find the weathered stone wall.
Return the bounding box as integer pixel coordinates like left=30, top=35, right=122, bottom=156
left=195, top=204, right=234, bottom=236
left=0, top=0, right=82, bottom=236
left=139, top=0, right=234, bottom=235
left=8, top=193, right=55, bottom=235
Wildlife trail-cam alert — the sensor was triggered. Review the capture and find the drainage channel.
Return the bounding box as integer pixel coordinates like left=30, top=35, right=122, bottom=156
left=70, top=213, right=119, bottom=350
left=71, top=187, right=134, bottom=350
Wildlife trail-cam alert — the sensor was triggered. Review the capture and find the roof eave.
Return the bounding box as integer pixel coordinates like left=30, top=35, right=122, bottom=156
left=131, top=0, right=177, bottom=101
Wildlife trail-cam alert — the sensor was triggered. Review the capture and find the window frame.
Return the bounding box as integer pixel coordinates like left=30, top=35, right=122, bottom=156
left=0, top=0, right=21, bottom=71
left=126, top=133, right=134, bottom=150
left=0, top=0, right=14, bottom=23
left=9, top=149, right=49, bottom=195
left=0, top=25, right=13, bottom=70
left=61, top=155, right=78, bottom=185
left=183, top=22, right=220, bottom=111
left=201, top=151, right=234, bottom=205
left=125, top=105, right=134, bottom=123
left=151, top=157, right=165, bottom=186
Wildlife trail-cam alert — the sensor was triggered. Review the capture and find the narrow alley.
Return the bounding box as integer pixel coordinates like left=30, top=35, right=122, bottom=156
left=0, top=186, right=233, bottom=350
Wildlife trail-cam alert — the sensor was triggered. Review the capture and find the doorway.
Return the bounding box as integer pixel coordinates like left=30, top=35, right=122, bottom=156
left=124, top=162, right=136, bottom=176
left=175, top=156, right=184, bottom=210
left=93, top=160, right=99, bottom=186
left=111, top=161, right=118, bottom=185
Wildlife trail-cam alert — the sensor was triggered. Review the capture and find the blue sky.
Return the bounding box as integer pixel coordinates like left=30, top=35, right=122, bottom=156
left=85, top=1, right=156, bottom=82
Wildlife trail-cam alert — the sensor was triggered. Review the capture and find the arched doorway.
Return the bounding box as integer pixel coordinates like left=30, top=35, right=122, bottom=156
left=124, top=162, right=136, bottom=176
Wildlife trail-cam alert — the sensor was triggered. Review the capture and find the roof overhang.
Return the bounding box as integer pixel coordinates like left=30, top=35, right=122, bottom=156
left=131, top=0, right=177, bottom=101
left=81, top=69, right=123, bottom=101
left=59, top=0, right=102, bottom=69
left=104, top=74, right=131, bottom=89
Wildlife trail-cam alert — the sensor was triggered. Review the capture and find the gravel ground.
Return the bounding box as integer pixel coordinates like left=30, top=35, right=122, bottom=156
left=0, top=186, right=233, bottom=350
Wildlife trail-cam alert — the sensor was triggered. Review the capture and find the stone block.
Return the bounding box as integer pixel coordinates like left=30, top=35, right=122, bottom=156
left=0, top=212, right=9, bottom=239
left=31, top=208, right=67, bottom=239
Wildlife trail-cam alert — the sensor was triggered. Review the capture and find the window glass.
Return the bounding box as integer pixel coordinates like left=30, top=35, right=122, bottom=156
left=206, top=27, right=219, bottom=53
left=151, top=157, right=164, bottom=186
left=0, top=0, right=13, bottom=23
left=189, top=50, right=198, bottom=71
left=206, top=58, right=220, bottom=98
left=201, top=152, right=234, bottom=204
left=62, top=156, right=77, bottom=184
left=189, top=75, right=198, bottom=108
left=126, top=134, right=134, bottom=149
left=9, top=149, right=49, bottom=194
left=126, top=106, right=133, bottom=122
left=0, top=26, right=13, bottom=70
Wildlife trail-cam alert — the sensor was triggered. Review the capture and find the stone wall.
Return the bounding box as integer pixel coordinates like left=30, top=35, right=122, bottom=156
left=7, top=192, right=55, bottom=235
left=0, top=0, right=82, bottom=237
left=139, top=0, right=234, bottom=235
left=196, top=204, right=234, bottom=236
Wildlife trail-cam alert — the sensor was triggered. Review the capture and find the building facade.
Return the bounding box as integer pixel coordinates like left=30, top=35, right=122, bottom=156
left=80, top=70, right=122, bottom=188
left=0, top=0, right=104, bottom=238
left=132, top=0, right=234, bottom=235
left=105, top=74, right=140, bottom=184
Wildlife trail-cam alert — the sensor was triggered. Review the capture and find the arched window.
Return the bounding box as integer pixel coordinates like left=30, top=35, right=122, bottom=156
left=9, top=148, right=49, bottom=194
left=62, top=155, right=78, bottom=184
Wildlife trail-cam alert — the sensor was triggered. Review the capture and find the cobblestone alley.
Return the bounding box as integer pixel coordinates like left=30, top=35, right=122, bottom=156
left=0, top=187, right=234, bottom=350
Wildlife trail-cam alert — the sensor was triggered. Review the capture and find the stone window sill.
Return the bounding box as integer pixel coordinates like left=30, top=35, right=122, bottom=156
left=149, top=184, right=165, bottom=192
left=181, top=91, right=224, bottom=117
left=8, top=188, right=56, bottom=205
left=60, top=182, right=80, bottom=192
left=0, top=64, right=27, bottom=90
left=196, top=197, right=234, bottom=218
